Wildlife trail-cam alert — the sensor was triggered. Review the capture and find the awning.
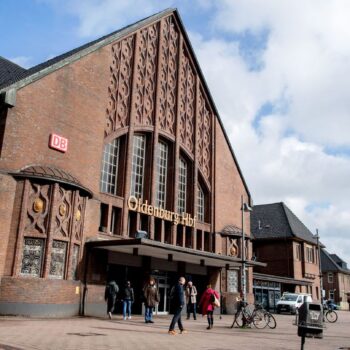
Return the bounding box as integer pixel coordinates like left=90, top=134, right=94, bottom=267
left=253, top=272, right=312, bottom=286
left=86, top=238, right=265, bottom=268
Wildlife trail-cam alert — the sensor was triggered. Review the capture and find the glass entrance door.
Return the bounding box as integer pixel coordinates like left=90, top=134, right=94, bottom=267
left=156, top=284, right=169, bottom=314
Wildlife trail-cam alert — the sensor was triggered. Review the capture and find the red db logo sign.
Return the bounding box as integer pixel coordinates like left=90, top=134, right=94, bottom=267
left=49, top=133, right=68, bottom=153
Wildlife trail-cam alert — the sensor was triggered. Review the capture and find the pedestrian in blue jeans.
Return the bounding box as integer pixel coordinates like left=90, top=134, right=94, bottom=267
left=143, top=278, right=159, bottom=323
left=121, top=281, right=134, bottom=320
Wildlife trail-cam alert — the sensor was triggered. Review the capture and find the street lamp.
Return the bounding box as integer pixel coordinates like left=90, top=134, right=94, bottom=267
left=315, top=229, right=323, bottom=303
left=241, top=195, right=252, bottom=303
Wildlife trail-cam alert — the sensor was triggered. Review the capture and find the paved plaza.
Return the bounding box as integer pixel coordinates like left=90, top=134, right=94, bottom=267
left=0, top=311, right=350, bottom=350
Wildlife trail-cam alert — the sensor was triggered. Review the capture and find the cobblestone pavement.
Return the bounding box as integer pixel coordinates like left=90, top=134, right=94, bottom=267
left=0, top=311, right=350, bottom=350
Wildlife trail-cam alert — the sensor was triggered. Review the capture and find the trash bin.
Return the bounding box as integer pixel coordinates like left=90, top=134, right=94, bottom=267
left=298, top=302, right=323, bottom=339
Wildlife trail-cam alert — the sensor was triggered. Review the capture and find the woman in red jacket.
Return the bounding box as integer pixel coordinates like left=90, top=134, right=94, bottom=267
left=199, top=284, right=220, bottom=329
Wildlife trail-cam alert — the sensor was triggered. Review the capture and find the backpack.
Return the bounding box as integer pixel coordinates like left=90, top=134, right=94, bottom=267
left=169, top=286, right=176, bottom=300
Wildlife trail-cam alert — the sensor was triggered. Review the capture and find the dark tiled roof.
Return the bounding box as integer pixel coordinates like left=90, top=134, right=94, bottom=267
left=251, top=202, right=317, bottom=244
left=0, top=9, right=173, bottom=90
left=0, top=56, right=27, bottom=88
left=321, top=249, right=350, bottom=274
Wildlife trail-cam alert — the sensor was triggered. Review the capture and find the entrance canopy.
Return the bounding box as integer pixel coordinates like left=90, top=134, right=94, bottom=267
left=86, top=238, right=264, bottom=269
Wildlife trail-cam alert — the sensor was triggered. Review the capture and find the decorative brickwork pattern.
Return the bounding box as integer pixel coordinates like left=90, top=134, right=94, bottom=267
left=25, top=183, right=51, bottom=235
left=54, top=187, right=73, bottom=238
left=197, top=89, right=212, bottom=181
left=158, top=16, right=179, bottom=135
left=105, top=36, right=135, bottom=136
left=134, top=24, right=159, bottom=126
left=179, top=46, right=195, bottom=154
left=72, top=194, right=84, bottom=241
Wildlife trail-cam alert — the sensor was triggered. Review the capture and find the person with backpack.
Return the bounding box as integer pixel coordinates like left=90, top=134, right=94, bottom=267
left=198, top=284, right=220, bottom=330
left=168, top=276, right=187, bottom=335
left=104, top=280, right=119, bottom=319
left=143, top=277, right=159, bottom=323
left=185, top=281, right=198, bottom=320
left=121, top=281, right=134, bottom=320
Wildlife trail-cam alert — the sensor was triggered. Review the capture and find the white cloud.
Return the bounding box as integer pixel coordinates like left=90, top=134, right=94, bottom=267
left=9, top=56, right=33, bottom=68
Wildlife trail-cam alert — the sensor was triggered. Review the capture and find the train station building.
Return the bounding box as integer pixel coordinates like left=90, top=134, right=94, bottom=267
left=0, top=8, right=261, bottom=317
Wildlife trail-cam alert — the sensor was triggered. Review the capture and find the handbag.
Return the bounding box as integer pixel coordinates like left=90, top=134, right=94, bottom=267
left=212, top=293, right=220, bottom=308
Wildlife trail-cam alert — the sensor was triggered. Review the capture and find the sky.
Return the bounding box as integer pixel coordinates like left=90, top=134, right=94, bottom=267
left=1, top=0, right=350, bottom=264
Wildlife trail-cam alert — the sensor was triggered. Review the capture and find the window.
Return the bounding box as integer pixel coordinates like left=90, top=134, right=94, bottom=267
left=329, top=290, right=334, bottom=300
left=71, top=245, right=80, bottom=280
left=305, top=245, right=315, bottom=263
left=155, top=141, right=168, bottom=208
left=21, top=238, right=44, bottom=277
left=197, top=184, right=205, bottom=222
left=296, top=243, right=301, bottom=261
left=130, top=135, right=146, bottom=199
left=177, top=157, right=187, bottom=214
left=49, top=240, right=67, bottom=279
left=227, top=270, right=238, bottom=293
left=328, top=272, right=334, bottom=283
left=100, top=138, right=120, bottom=195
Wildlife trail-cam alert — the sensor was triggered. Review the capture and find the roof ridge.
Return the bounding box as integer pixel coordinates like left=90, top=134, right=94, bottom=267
left=0, top=8, right=175, bottom=91
left=0, top=56, right=26, bottom=70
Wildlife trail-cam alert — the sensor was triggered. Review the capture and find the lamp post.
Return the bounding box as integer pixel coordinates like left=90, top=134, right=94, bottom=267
left=241, top=195, right=252, bottom=303
left=315, top=229, right=323, bottom=303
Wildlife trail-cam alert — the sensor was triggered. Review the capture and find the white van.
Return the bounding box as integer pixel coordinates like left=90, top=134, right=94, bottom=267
left=276, top=293, right=313, bottom=314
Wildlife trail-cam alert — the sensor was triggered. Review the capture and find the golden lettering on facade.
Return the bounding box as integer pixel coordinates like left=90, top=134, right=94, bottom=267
left=127, top=196, right=196, bottom=228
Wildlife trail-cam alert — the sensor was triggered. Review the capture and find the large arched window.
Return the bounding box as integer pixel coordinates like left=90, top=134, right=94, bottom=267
left=177, top=157, right=187, bottom=214
left=130, top=134, right=146, bottom=199
left=155, top=140, right=168, bottom=208
left=100, top=138, right=120, bottom=195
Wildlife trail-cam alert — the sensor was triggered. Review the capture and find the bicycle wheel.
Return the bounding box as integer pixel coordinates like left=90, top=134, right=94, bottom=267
left=253, top=310, right=268, bottom=329
left=266, top=313, right=277, bottom=329
left=325, top=310, right=338, bottom=323
left=234, top=311, right=245, bottom=327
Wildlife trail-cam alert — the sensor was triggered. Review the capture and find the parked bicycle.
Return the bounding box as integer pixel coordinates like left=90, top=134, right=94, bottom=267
left=231, top=302, right=276, bottom=329
left=323, top=305, right=338, bottom=323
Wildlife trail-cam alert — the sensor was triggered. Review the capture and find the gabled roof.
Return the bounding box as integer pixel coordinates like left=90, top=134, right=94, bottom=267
left=321, top=249, right=350, bottom=275
left=0, top=9, right=173, bottom=91
left=0, top=56, right=27, bottom=88
left=0, top=8, right=252, bottom=201
left=251, top=202, right=317, bottom=245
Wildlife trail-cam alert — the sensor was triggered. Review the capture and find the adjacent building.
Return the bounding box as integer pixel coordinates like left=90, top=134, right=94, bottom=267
left=251, top=202, right=321, bottom=311
left=321, top=249, right=350, bottom=310
left=0, top=9, right=259, bottom=317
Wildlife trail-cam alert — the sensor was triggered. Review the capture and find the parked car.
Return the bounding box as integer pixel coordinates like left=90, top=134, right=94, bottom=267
left=276, top=293, right=313, bottom=314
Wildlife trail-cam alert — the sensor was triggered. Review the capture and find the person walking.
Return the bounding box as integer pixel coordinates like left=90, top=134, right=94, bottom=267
left=143, top=278, right=159, bottom=323
left=104, top=280, right=119, bottom=319
left=168, top=276, right=187, bottom=335
left=185, top=281, right=197, bottom=320
left=121, top=281, right=134, bottom=320
left=198, top=284, right=220, bottom=329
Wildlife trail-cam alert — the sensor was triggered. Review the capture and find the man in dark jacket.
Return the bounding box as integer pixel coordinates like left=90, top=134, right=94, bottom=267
left=105, top=280, right=119, bottom=319
left=121, top=281, right=134, bottom=320
left=168, top=277, right=186, bottom=335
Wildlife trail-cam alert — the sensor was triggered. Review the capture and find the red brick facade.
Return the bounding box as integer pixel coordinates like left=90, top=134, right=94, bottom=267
left=0, top=9, right=253, bottom=316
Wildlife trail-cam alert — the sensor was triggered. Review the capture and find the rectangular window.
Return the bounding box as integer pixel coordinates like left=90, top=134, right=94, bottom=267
left=177, top=158, right=187, bottom=214
left=197, top=184, right=205, bottom=222
left=100, top=138, right=120, bottom=195
left=305, top=245, right=315, bottom=263
left=49, top=240, right=67, bottom=279
left=21, top=238, right=44, bottom=277
left=130, top=135, right=146, bottom=199
left=296, top=243, right=301, bottom=261
left=329, top=290, right=334, bottom=300
left=110, top=206, right=122, bottom=235
left=328, top=272, right=334, bottom=283
left=155, top=141, right=168, bottom=208
left=71, top=245, right=80, bottom=280
left=227, top=270, right=238, bottom=293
